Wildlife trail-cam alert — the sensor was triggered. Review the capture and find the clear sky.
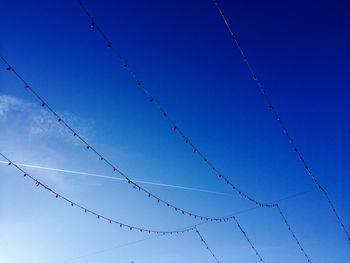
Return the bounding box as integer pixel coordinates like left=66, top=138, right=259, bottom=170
left=0, top=0, right=349, bottom=262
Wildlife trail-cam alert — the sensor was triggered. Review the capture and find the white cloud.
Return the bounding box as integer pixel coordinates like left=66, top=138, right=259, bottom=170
left=0, top=94, right=95, bottom=189
left=0, top=95, right=25, bottom=120
left=0, top=94, right=93, bottom=145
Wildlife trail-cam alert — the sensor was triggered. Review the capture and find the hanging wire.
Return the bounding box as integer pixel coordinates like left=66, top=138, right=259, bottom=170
left=0, top=56, right=302, bottom=262
left=73, top=0, right=276, bottom=209
left=195, top=227, right=221, bottom=263
left=1, top=54, right=312, bottom=262
left=1, top=149, right=271, bottom=262
left=0, top=7, right=313, bottom=260
left=1, top=152, right=265, bottom=262
left=276, top=206, right=311, bottom=262
left=59, top=235, right=159, bottom=263
left=70, top=1, right=313, bottom=260
left=0, top=55, right=242, bottom=223
left=0, top=148, right=318, bottom=262
left=233, top=216, right=265, bottom=262
left=211, top=0, right=349, bottom=241
left=59, top=188, right=316, bottom=263
left=0, top=151, right=198, bottom=235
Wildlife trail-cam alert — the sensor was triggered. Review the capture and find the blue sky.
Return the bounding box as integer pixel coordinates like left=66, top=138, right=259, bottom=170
left=0, top=0, right=349, bottom=262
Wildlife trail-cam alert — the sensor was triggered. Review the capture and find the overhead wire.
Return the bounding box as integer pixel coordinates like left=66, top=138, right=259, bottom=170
left=1, top=55, right=272, bottom=261
left=0, top=55, right=240, bottom=223
left=57, top=187, right=317, bottom=263
left=211, top=0, right=349, bottom=242
left=70, top=1, right=313, bottom=260
left=1, top=0, right=314, bottom=258
left=232, top=216, right=265, bottom=262
left=195, top=227, right=221, bottom=263
left=73, top=0, right=275, bottom=209
left=1, top=152, right=262, bottom=263
left=58, top=235, right=159, bottom=263
left=0, top=151, right=197, bottom=235
left=1, top=49, right=312, bottom=261
left=1, top=150, right=318, bottom=262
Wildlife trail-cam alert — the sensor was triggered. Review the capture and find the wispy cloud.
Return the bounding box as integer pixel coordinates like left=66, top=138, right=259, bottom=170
left=0, top=93, right=95, bottom=187
left=0, top=94, right=93, bottom=144
left=0, top=94, right=26, bottom=121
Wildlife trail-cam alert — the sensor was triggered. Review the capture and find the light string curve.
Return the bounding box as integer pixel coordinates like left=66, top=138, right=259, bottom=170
left=0, top=56, right=279, bottom=263
left=1, top=17, right=312, bottom=262
left=212, top=0, right=349, bottom=241
left=70, top=1, right=313, bottom=260
left=60, top=186, right=316, bottom=263
left=0, top=55, right=235, bottom=223
left=1, top=152, right=263, bottom=262
left=0, top=151, right=196, bottom=235
left=73, top=0, right=275, bottom=209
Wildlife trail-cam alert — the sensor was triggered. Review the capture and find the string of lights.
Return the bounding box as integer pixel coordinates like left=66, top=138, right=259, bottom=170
left=0, top=151, right=199, bottom=235
left=232, top=216, right=265, bottom=262
left=276, top=206, right=311, bottom=262
left=195, top=227, right=221, bottom=263
left=69, top=1, right=313, bottom=260
left=212, top=0, right=349, bottom=241
left=59, top=188, right=316, bottom=263
left=1, top=151, right=268, bottom=262
left=0, top=55, right=240, bottom=223
left=1, top=53, right=312, bottom=262
left=73, top=0, right=276, bottom=209
left=0, top=4, right=313, bottom=259
left=1, top=56, right=297, bottom=263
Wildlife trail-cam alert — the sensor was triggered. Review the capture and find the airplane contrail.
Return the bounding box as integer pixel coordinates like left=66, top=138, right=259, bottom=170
left=0, top=160, right=234, bottom=197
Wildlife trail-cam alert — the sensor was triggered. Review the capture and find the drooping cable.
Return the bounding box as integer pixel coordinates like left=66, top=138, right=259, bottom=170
left=1, top=19, right=312, bottom=263
left=70, top=1, right=313, bottom=259
left=73, top=0, right=275, bottom=209
left=0, top=56, right=304, bottom=263
left=0, top=151, right=198, bottom=235
left=0, top=55, right=240, bottom=223
left=212, top=0, right=349, bottom=241
left=1, top=151, right=267, bottom=262
left=58, top=187, right=316, bottom=263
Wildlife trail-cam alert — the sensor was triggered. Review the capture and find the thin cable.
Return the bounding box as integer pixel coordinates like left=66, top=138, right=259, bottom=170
left=57, top=189, right=317, bottom=263
left=276, top=205, right=311, bottom=262
left=0, top=151, right=196, bottom=235
left=1, top=57, right=312, bottom=262
left=1, top=153, right=262, bottom=262
left=73, top=0, right=276, bottom=209
left=212, top=0, right=349, bottom=241
left=0, top=55, right=240, bottom=223
left=0, top=15, right=313, bottom=261
left=233, top=216, right=265, bottom=262
left=70, top=2, right=313, bottom=259
left=195, top=227, right=221, bottom=263
left=58, top=235, right=159, bottom=263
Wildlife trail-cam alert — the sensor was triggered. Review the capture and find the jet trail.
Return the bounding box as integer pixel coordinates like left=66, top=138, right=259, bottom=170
left=0, top=160, right=234, bottom=197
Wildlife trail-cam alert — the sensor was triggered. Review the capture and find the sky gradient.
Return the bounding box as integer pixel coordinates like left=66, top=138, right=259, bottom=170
left=1, top=0, right=349, bottom=262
